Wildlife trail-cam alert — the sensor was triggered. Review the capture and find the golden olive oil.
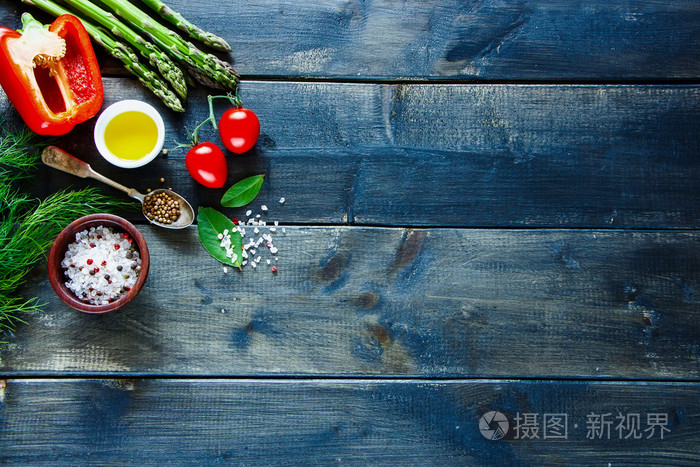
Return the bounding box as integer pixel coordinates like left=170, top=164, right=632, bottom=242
left=104, top=111, right=158, bottom=160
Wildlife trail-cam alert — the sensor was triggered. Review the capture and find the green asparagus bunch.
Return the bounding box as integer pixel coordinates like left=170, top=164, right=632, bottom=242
left=21, top=0, right=237, bottom=111
left=23, top=0, right=186, bottom=112
left=99, top=0, right=238, bottom=89
left=140, top=0, right=231, bottom=52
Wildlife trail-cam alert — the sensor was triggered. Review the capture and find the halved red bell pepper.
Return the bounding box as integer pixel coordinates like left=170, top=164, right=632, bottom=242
left=0, top=13, right=103, bottom=135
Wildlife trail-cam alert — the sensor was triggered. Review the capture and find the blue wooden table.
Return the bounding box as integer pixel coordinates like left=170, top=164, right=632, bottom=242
left=1, top=0, right=700, bottom=464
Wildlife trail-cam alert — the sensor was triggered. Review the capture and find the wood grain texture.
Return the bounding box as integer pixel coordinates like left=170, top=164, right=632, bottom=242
left=1, top=379, right=699, bottom=465
left=3, top=81, right=699, bottom=228
left=2, top=0, right=699, bottom=80
left=2, top=226, right=699, bottom=379
left=2, top=1, right=699, bottom=463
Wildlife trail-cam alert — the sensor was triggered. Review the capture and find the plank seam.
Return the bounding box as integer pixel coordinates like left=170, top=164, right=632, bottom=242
left=3, top=374, right=700, bottom=384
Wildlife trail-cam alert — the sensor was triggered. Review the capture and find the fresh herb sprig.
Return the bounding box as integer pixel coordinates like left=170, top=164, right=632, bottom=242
left=0, top=122, right=41, bottom=179
left=0, top=124, right=137, bottom=341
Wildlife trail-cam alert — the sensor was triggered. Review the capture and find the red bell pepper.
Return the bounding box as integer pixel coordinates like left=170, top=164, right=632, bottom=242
left=0, top=13, right=103, bottom=135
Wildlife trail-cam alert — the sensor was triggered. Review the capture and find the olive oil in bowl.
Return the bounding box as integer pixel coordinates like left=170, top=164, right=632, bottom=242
left=104, top=111, right=159, bottom=161
left=94, top=100, right=165, bottom=168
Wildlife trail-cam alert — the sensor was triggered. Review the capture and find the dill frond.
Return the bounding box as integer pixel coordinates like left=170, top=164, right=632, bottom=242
left=0, top=120, right=46, bottom=179
left=0, top=122, right=138, bottom=342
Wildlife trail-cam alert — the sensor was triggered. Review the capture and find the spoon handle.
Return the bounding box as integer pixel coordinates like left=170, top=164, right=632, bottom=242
left=41, top=146, right=144, bottom=202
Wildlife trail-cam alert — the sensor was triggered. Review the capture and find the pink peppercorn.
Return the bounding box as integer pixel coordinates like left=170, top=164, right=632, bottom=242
left=86, top=259, right=93, bottom=265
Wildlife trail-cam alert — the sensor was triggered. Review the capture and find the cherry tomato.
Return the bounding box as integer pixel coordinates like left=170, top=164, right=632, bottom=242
left=218, top=108, right=260, bottom=154
left=185, top=142, right=228, bottom=188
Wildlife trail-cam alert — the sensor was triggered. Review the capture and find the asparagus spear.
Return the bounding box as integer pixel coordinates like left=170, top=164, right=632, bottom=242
left=93, top=0, right=239, bottom=90
left=139, top=0, right=231, bottom=52
left=91, top=30, right=186, bottom=112
left=22, top=0, right=185, bottom=112
left=53, top=0, right=188, bottom=100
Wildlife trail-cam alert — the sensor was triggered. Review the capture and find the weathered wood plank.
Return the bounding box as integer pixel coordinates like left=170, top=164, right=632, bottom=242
left=1, top=379, right=699, bottom=465
left=2, top=226, right=699, bottom=379
left=2, top=0, right=699, bottom=80
left=3, top=81, right=700, bottom=228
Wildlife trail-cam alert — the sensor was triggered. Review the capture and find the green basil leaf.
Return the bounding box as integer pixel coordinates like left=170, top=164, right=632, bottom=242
left=197, top=207, right=242, bottom=267
left=221, top=174, right=265, bottom=207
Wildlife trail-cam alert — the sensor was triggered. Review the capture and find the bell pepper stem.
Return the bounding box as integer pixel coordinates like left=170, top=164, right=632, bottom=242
left=19, top=12, right=43, bottom=33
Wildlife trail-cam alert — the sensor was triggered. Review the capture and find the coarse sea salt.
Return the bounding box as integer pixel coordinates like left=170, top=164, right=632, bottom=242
left=61, top=225, right=141, bottom=305
left=220, top=197, right=288, bottom=274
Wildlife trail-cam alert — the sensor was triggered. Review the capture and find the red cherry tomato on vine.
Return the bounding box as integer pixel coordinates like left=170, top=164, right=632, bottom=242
left=218, top=108, right=260, bottom=154
left=185, top=142, right=228, bottom=188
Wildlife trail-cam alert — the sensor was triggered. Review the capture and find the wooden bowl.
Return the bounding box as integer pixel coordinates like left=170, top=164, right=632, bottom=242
left=47, top=214, right=150, bottom=313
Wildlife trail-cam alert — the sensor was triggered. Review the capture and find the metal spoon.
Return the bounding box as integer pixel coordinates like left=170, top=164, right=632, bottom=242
left=42, top=145, right=194, bottom=229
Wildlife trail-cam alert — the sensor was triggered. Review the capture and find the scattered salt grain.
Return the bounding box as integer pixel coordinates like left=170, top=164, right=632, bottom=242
left=227, top=197, right=287, bottom=273
left=223, top=267, right=228, bottom=274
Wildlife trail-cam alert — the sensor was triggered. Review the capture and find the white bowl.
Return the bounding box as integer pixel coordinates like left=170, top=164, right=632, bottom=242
left=93, top=100, right=165, bottom=169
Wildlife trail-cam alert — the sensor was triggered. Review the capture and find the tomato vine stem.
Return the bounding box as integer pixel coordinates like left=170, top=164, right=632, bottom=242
left=178, top=91, right=243, bottom=146
left=206, top=91, right=243, bottom=130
